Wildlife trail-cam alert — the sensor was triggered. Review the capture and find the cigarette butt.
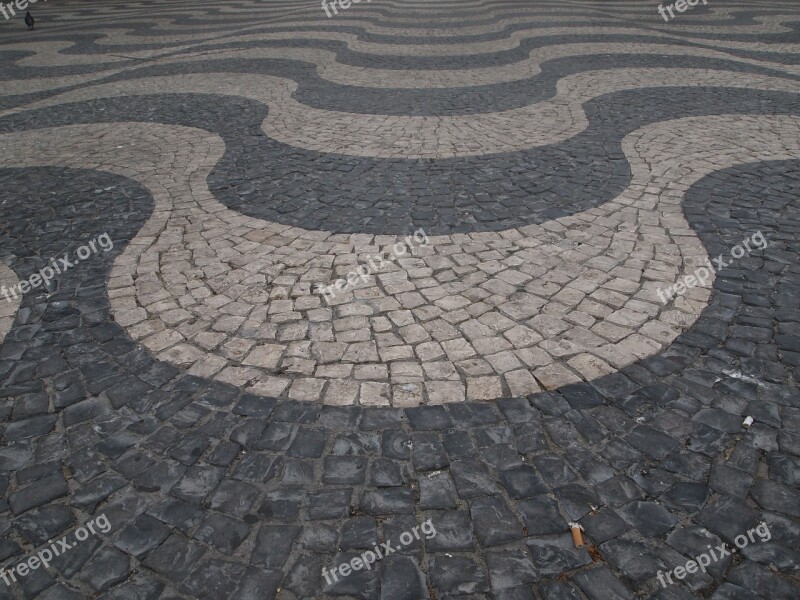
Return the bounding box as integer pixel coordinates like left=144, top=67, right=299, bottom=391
left=743, top=416, right=754, bottom=428
left=569, top=522, right=584, bottom=548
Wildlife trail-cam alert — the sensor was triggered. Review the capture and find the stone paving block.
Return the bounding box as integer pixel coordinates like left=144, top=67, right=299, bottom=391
left=441, top=429, right=477, bottom=460
left=428, top=556, right=490, bottom=596
left=532, top=455, right=578, bottom=485
left=380, top=555, right=427, bottom=600
left=665, top=526, right=731, bottom=579
left=142, top=533, right=206, bottom=583
left=581, top=508, right=630, bottom=545
left=208, top=480, right=260, bottom=519
left=340, top=516, right=380, bottom=551
left=323, top=456, right=368, bottom=485
left=70, top=475, right=127, bottom=513
left=230, top=453, right=280, bottom=483
left=599, top=538, right=662, bottom=585
left=309, top=489, right=352, bottom=520
left=14, top=505, right=75, bottom=546
left=618, top=500, right=679, bottom=538
left=322, top=552, right=380, bottom=599
left=450, top=459, right=501, bottom=498
left=411, top=432, right=449, bottom=472
left=287, top=427, right=328, bottom=458
left=659, top=482, right=710, bottom=514
left=527, top=534, right=592, bottom=575
left=299, top=523, right=338, bottom=553
left=182, top=558, right=248, bottom=600
left=596, top=475, right=645, bottom=508
left=79, top=546, right=131, bottom=592
left=696, top=496, right=762, bottom=545
left=195, top=513, right=252, bottom=555
left=35, top=585, right=87, bottom=600
left=252, top=525, right=301, bottom=570
left=114, top=513, right=172, bottom=558
left=469, top=496, right=524, bottom=546
left=485, top=548, right=541, bottom=590
left=50, top=536, right=102, bottom=580
left=419, top=472, right=457, bottom=509
left=258, top=489, right=304, bottom=520
left=482, top=442, right=523, bottom=470
left=731, top=560, right=800, bottom=600
left=9, top=473, right=68, bottom=515
left=172, top=465, right=225, bottom=505
left=499, top=464, right=549, bottom=499
left=425, top=510, right=474, bottom=552
left=752, top=481, right=800, bottom=518
left=360, top=488, right=414, bottom=515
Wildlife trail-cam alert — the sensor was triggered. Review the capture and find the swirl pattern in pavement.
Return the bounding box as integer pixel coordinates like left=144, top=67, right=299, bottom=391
left=0, top=1, right=799, bottom=600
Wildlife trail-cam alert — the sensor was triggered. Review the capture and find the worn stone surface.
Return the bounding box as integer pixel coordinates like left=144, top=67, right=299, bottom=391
left=0, top=0, right=799, bottom=599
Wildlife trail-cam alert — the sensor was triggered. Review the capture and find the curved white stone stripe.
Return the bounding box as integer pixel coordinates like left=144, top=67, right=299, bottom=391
left=1, top=40, right=198, bottom=68
left=31, top=2, right=800, bottom=28
left=647, top=12, right=800, bottom=34
left=9, top=0, right=651, bottom=22
left=27, top=7, right=612, bottom=27
left=0, top=0, right=310, bottom=28
left=0, top=72, right=129, bottom=96
left=1, top=115, right=798, bottom=404
left=0, top=41, right=130, bottom=67
left=0, top=262, right=20, bottom=345
left=40, top=7, right=794, bottom=34
left=8, top=21, right=800, bottom=70
left=68, top=14, right=800, bottom=48
left=26, top=3, right=566, bottom=24
left=6, top=40, right=800, bottom=98
left=38, top=10, right=798, bottom=40
left=47, top=0, right=524, bottom=19
left=8, top=69, right=797, bottom=158
left=151, top=41, right=800, bottom=88
left=6, top=13, right=793, bottom=62
left=9, top=0, right=797, bottom=26
left=42, top=1, right=312, bottom=21
left=202, top=26, right=800, bottom=58
left=1, top=5, right=310, bottom=61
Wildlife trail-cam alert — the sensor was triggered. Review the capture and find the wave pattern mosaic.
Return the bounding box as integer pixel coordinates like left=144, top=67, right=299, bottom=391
left=0, top=0, right=799, bottom=598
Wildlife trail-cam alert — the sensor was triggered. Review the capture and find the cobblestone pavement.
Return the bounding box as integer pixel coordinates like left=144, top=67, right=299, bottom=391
left=1, top=0, right=800, bottom=598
